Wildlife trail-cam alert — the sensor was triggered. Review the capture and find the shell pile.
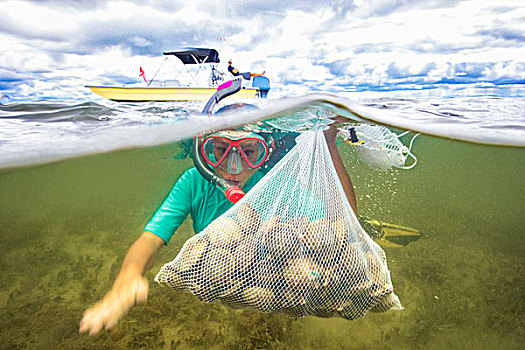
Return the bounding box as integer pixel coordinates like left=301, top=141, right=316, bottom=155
left=160, top=203, right=398, bottom=319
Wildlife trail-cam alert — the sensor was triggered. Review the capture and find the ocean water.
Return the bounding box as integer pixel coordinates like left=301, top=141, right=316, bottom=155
left=0, top=96, right=524, bottom=349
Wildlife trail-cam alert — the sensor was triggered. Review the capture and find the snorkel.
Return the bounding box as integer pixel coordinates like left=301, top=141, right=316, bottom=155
left=192, top=139, right=245, bottom=202
left=193, top=78, right=246, bottom=203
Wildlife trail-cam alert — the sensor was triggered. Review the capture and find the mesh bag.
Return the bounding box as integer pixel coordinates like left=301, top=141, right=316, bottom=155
left=155, top=129, right=402, bottom=319
left=340, top=124, right=418, bottom=172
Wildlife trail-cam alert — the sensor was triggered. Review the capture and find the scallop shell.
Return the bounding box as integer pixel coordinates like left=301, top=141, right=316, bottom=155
left=276, top=282, right=309, bottom=316
left=330, top=217, right=349, bottom=247
left=304, top=284, right=330, bottom=310
left=219, top=297, right=249, bottom=309
left=260, top=221, right=302, bottom=263
left=161, top=265, right=186, bottom=291
left=369, top=292, right=400, bottom=313
left=333, top=289, right=379, bottom=320
left=255, top=262, right=283, bottom=288
left=365, top=251, right=392, bottom=295
left=258, top=216, right=282, bottom=234
left=217, top=287, right=250, bottom=309
left=280, top=302, right=309, bottom=318
left=289, top=216, right=309, bottom=234
left=311, top=307, right=337, bottom=318
left=344, top=244, right=368, bottom=277
left=205, top=217, right=244, bottom=249
left=300, top=218, right=342, bottom=263
left=351, top=290, right=380, bottom=314
left=368, top=281, right=393, bottom=300
left=335, top=298, right=367, bottom=320
left=232, top=235, right=260, bottom=273
left=236, top=203, right=261, bottom=234
left=283, top=257, right=323, bottom=291
left=242, top=286, right=277, bottom=312
left=177, top=234, right=209, bottom=273
left=319, top=243, right=371, bottom=305
left=199, top=247, right=240, bottom=302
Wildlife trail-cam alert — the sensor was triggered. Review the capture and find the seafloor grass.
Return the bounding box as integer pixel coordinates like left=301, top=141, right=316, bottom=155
left=0, top=136, right=523, bottom=349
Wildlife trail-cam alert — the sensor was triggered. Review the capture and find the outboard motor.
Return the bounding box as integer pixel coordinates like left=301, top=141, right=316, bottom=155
left=252, top=76, right=270, bottom=98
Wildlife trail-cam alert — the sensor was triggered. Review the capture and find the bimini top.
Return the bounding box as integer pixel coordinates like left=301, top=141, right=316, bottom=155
left=163, top=48, right=220, bottom=65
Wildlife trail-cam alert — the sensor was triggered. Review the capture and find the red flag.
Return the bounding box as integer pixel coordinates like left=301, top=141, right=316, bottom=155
left=139, top=66, right=147, bottom=83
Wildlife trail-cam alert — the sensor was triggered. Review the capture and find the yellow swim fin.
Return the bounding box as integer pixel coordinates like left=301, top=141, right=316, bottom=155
left=358, top=217, right=421, bottom=248
left=344, top=139, right=365, bottom=147
left=342, top=126, right=366, bottom=146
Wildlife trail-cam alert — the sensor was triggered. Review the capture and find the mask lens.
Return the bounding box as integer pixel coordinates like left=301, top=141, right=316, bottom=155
left=239, top=139, right=268, bottom=168
left=202, top=137, right=231, bottom=166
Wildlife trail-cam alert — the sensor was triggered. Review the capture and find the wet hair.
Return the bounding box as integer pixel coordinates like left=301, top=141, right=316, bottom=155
left=215, top=103, right=258, bottom=115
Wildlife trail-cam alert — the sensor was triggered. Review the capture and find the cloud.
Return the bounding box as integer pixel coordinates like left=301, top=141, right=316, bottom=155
left=281, top=69, right=306, bottom=85
left=0, top=12, right=70, bottom=43
left=476, top=28, right=525, bottom=43
left=310, top=58, right=525, bottom=96
left=451, top=62, right=493, bottom=79
left=129, top=36, right=153, bottom=48
left=408, top=38, right=479, bottom=54
left=1, top=0, right=524, bottom=100
left=386, top=62, right=437, bottom=79
left=23, top=0, right=184, bottom=11
left=324, top=59, right=352, bottom=76
left=0, top=69, right=27, bottom=82
left=487, top=6, right=519, bottom=14
left=0, top=1, right=220, bottom=57
left=358, top=0, right=461, bottom=17
left=353, top=43, right=394, bottom=54
left=222, top=0, right=357, bottom=18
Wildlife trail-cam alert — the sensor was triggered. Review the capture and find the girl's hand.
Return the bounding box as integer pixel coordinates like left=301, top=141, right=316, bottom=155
left=79, top=275, right=149, bottom=336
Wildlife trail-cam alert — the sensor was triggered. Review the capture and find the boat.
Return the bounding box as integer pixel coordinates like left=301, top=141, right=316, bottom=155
left=86, top=48, right=270, bottom=102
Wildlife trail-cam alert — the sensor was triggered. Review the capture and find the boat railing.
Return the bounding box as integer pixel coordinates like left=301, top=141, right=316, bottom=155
left=146, top=50, right=226, bottom=88
left=148, top=80, right=181, bottom=87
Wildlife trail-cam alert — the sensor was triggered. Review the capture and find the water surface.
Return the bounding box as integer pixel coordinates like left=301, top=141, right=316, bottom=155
left=0, top=97, right=524, bottom=349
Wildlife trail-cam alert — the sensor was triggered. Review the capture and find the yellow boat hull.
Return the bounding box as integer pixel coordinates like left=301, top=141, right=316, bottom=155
left=86, top=86, right=259, bottom=102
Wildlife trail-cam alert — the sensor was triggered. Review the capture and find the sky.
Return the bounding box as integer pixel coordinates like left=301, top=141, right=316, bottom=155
left=0, top=0, right=524, bottom=102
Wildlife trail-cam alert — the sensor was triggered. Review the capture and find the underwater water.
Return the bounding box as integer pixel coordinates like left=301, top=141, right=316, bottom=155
left=0, top=97, right=524, bottom=349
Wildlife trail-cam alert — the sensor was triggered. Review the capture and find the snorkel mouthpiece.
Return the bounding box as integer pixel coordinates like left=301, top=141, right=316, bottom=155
left=225, top=186, right=245, bottom=203
left=192, top=137, right=246, bottom=203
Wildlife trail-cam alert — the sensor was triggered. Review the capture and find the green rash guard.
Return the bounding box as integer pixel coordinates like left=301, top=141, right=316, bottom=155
left=144, top=167, right=264, bottom=244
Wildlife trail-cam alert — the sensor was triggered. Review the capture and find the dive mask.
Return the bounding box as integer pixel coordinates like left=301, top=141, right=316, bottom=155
left=200, top=130, right=270, bottom=174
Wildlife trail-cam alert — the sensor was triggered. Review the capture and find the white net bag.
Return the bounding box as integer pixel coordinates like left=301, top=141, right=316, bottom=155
left=155, top=129, right=402, bottom=319
left=340, top=124, right=418, bottom=172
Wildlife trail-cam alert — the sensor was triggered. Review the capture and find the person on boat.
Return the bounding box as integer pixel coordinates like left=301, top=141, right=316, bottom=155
left=227, top=60, right=266, bottom=80
left=78, top=121, right=357, bottom=336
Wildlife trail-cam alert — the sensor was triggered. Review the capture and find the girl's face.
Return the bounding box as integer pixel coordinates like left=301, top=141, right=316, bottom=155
left=201, top=131, right=270, bottom=188
left=214, top=161, right=259, bottom=189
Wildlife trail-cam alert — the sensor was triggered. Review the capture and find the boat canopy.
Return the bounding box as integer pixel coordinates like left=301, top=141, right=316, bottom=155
left=163, top=48, right=220, bottom=65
